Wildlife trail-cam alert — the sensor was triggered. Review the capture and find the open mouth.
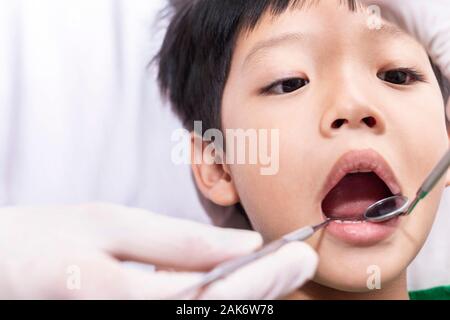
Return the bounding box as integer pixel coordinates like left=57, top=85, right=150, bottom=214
left=322, top=171, right=394, bottom=222
left=320, top=149, right=402, bottom=246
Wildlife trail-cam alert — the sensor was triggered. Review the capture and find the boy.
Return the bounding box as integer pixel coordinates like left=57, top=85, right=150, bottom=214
left=157, top=0, right=450, bottom=299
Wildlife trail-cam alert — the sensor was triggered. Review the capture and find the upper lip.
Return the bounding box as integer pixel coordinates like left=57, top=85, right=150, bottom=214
left=320, top=149, right=402, bottom=202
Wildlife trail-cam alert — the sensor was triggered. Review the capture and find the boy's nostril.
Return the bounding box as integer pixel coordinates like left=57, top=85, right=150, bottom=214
left=331, top=119, right=348, bottom=129
left=362, top=116, right=377, bottom=128
left=331, top=117, right=377, bottom=129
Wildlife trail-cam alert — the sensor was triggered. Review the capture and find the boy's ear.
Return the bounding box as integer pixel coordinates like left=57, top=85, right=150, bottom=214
left=190, top=133, right=240, bottom=206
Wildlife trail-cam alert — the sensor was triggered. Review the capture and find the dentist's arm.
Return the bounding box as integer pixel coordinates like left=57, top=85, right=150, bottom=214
left=0, top=204, right=317, bottom=299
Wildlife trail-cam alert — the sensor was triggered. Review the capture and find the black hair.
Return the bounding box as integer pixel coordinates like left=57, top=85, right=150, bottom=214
left=156, top=0, right=449, bottom=133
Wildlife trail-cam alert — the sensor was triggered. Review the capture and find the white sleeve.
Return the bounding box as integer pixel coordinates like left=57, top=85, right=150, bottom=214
left=0, top=0, right=210, bottom=223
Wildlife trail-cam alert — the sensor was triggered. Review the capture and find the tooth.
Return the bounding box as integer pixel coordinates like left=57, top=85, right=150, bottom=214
left=332, top=219, right=368, bottom=224
left=337, top=220, right=366, bottom=224
left=349, top=169, right=372, bottom=173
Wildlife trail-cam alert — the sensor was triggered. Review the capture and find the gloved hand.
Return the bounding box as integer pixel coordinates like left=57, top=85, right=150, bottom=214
left=0, top=204, right=318, bottom=299
left=362, top=0, right=450, bottom=118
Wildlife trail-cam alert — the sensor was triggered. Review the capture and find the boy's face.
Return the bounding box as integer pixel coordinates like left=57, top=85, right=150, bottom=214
left=194, top=1, right=450, bottom=291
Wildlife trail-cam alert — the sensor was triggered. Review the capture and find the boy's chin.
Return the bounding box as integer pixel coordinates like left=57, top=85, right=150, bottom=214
left=313, top=262, right=406, bottom=294
left=314, top=277, right=382, bottom=293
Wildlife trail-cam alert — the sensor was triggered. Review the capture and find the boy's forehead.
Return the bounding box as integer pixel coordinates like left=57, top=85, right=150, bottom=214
left=236, top=4, right=421, bottom=66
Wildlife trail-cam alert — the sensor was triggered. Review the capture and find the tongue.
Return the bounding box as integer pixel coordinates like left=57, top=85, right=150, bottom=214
left=322, top=172, right=392, bottom=220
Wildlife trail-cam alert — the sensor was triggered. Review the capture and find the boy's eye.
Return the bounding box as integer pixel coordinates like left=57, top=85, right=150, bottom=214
left=262, top=78, right=309, bottom=95
left=377, top=68, right=425, bottom=85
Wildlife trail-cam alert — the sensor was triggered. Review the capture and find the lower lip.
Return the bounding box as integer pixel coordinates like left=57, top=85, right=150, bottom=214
left=323, top=215, right=400, bottom=246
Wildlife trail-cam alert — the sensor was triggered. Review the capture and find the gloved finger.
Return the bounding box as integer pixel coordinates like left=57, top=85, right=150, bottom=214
left=119, top=268, right=205, bottom=299
left=197, top=242, right=319, bottom=300
left=54, top=254, right=204, bottom=299
left=85, top=203, right=263, bottom=271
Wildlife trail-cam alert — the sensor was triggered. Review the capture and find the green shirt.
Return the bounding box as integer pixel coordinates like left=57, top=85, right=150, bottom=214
left=409, top=286, right=450, bottom=300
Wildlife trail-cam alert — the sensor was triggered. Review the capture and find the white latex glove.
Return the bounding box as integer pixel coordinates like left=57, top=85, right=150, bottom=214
left=362, top=0, right=450, bottom=117
left=0, top=204, right=318, bottom=299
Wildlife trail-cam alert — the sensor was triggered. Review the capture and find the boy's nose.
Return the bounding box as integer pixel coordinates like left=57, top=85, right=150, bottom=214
left=319, top=100, right=386, bottom=137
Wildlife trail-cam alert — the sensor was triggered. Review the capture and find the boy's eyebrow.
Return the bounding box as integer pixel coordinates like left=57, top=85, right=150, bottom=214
left=243, top=24, right=411, bottom=67
left=243, top=32, right=305, bottom=67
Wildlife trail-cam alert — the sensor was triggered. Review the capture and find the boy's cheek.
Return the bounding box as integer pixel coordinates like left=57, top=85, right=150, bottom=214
left=229, top=164, right=320, bottom=242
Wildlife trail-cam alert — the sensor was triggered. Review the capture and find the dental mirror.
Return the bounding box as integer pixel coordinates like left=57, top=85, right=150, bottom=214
left=364, top=195, right=409, bottom=222
left=364, top=149, right=450, bottom=223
